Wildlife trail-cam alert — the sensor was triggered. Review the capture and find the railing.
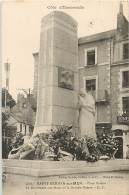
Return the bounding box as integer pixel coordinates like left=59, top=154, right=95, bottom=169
left=117, top=115, right=129, bottom=125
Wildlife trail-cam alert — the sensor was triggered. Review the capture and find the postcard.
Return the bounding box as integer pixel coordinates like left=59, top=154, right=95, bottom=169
left=2, top=0, right=129, bottom=195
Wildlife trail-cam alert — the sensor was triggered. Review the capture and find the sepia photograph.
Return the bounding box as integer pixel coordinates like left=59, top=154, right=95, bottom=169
left=1, top=0, right=129, bottom=195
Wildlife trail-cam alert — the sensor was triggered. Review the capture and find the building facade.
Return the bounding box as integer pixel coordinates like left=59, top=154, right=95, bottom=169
left=78, top=4, right=129, bottom=158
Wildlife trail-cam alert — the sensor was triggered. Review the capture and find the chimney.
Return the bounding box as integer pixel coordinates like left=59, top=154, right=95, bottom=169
left=117, top=1, right=128, bottom=35
left=119, top=1, right=123, bottom=15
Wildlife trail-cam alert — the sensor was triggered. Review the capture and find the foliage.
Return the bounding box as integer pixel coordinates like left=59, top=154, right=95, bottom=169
left=97, top=133, right=118, bottom=158
left=48, top=125, right=73, bottom=152
left=2, top=112, right=14, bottom=158
left=2, top=88, right=16, bottom=108
left=10, top=125, right=118, bottom=162
left=47, top=126, right=118, bottom=161
left=11, top=132, right=24, bottom=148
left=47, top=125, right=99, bottom=162
left=2, top=112, right=9, bottom=131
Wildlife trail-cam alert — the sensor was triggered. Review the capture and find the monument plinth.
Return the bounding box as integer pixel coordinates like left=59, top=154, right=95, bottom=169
left=33, top=11, right=78, bottom=135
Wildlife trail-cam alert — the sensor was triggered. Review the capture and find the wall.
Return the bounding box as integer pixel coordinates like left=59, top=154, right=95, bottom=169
left=111, top=35, right=129, bottom=126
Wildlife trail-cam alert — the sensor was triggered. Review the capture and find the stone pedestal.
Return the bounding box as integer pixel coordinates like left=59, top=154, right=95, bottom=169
left=3, top=159, right=129, bottom=177
left=33, top=11, right=78, bottom=135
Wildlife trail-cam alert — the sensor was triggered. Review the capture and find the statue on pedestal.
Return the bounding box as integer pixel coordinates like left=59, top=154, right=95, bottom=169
left=78, top=89, right=96, bottom=139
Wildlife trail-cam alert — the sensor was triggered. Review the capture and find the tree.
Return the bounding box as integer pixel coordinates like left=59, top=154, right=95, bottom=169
left=2, top=112, right=9, bottom=131
left=2, top=88, right=16, bottom=108
left=2, top=112, right=10, bottom=158
left=2, top=88, right=16, bottom=158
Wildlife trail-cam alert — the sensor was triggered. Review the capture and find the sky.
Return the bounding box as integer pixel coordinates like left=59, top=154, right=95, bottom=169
left=2, top=0, right=129, bottom=99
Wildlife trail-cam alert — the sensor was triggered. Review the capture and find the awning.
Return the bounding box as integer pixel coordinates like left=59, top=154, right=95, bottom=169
left=112, top=124, right=129, bottom=131
left=96, top=122, right=112, bottom=129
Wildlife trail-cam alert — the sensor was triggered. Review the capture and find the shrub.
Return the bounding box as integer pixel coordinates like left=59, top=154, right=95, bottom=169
left=10, top=126, right=118, bottom=161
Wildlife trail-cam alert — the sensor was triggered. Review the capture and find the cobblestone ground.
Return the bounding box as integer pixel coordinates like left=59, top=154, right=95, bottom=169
left=3, top=171, right=129, bottom=195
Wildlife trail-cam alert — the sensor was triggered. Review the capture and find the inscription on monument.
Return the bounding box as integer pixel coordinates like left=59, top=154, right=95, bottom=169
left=58, top=67, right=74, bottom=90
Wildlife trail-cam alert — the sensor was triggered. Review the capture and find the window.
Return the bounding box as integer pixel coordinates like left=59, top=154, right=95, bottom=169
left=123, top=43, right=129, bottom=60
left=85, top=48, right=97, bottom=66
left=84, top=76, right=98, bottom=99
left=86, top=79, right=96, bottom=91
left=87, top=50, right=95, bottom=65
left=122, top=96, right=129, bottom=116
left=122, top=71, right=129, bottom=88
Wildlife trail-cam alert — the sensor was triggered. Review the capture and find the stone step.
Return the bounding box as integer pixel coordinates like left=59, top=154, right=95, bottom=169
left=3, top=159, right=129, bottom=177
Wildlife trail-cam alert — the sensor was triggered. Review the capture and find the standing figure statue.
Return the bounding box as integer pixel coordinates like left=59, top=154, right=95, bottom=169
left=78, top=89, right=96, bottom=139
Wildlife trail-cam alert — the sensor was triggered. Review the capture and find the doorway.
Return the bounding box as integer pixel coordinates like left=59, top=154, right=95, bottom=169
left=113, top=129, right=123, bottom=159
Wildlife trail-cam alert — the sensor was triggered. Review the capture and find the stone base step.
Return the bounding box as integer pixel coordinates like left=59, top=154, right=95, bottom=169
left=3, top=159, right=129, bottom=177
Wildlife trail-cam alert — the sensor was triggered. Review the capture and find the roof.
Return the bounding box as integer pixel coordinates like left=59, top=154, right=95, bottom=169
left=7, top=114, right=18, bottom=126
left=78, top=29, right=116, bottom=45
left=10, top=112, right=25, bottom=124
